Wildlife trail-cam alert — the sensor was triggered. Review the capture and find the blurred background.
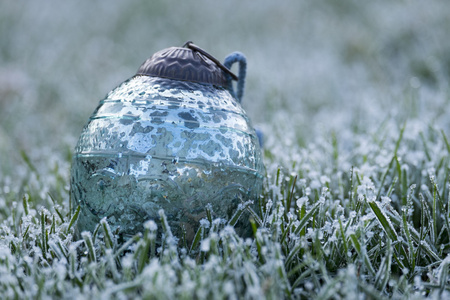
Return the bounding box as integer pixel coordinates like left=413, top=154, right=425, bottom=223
left=1, top=0, right=450, bottom=181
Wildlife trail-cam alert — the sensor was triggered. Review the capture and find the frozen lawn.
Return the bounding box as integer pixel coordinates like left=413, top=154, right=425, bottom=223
left=1, top=0, right=450, bottom=298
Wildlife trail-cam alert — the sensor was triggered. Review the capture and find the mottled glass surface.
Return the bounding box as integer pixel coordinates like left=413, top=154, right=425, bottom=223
left=70, top=76, right=264, bottom=241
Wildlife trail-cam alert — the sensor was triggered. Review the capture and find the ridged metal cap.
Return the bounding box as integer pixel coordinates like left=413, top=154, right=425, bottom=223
left=136, top=42, right=237, bottom=87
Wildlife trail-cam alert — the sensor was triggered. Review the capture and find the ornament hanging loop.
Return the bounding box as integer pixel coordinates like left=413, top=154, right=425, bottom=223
left=224, top=52, right=246, bottom=103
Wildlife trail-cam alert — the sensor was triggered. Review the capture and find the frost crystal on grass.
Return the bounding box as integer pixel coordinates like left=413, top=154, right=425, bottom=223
left=199, top=218, right=211, bottom=229
left=296, top=196, right=309, bottom=209
left=381, top=196, right=392, bottom=206
left=144, top=220, right=158, bottom=231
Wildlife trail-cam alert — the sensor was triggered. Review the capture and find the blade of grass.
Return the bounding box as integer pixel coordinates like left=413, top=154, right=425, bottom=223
left=439, top=257, right=450, bottom=295
left=54, top=206, right=65, bottom=223
left=338, top=218, right=349, bottom=262
left=115, top=234, right=141, bottom=260
left=285, top=241, right=303, bottom=268
left=20, top=150, right=39, bottom=180
left=189, top=225, right=204, bottom=254
left=41, top=210, right=47, bottom=257
left=48, top=240, right=65, bottom=261
left=402, top=212, right=415, bottom=269
left=22, top=225, right=30, bottom=240
left=50, top=215, right=56, bottom=235
left=248, top=206, right=263, bottom=227
left=22, top=195, right=29, bottom=216
left=293, top=202, right=321, bottom=236
left=420, top=131, right=432, bottom=161
left=100, top=218, right=114, bottom=249
left=368, top=200, right=398, bottom=241
left=375, top=238, right=392, bottom=292
left=441, top=130, right=450, bottom=155
left=205, top=203, right=213, bottom=225
left=67, top=205, right=80, bottom=233
left=368, top=199, right=409, bottom=269
left=386, top=177, right=398, bottom=198
left=349, top=233, right=375, bottom=276
left=137, top=239, right=150, bottom=274
left=394, top=122, right=406, bottom=156
left=159, top=209, right=173, bottom=239
left=431, top=175, right=438, bottom=244
left=421, top=193, right=435, bottom=244
left=228, top=201, right=252, bottom=227
left=82, top=231, right=96, bottom=263
left=285, top=175, right=297, bottom=222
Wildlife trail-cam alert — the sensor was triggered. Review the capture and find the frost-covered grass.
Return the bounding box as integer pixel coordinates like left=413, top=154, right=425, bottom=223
left=2, top=0, right=450, bottom=299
